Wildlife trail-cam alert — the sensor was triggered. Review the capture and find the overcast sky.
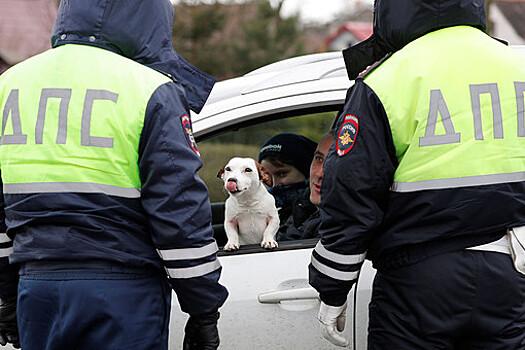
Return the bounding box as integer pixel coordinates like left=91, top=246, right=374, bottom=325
left=170, top=0, right=373, bottom=24
left=278, top=0, right=372, bottom=24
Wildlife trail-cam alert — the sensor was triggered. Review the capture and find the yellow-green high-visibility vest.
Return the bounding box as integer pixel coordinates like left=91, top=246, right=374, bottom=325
left=0, top=44, right=171, bottom=198
left=365, top=26, right=525, bottom=193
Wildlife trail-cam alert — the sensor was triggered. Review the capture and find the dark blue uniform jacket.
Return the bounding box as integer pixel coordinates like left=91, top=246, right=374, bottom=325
left=308, top=0, right=525, bottom=306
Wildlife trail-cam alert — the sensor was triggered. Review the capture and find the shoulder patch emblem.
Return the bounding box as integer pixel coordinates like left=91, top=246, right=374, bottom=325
left=181, top=114, right=200, bottom=156
left=336, top=114, right=359, bottom=157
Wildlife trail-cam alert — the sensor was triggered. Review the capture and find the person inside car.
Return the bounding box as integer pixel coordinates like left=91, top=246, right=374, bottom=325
left=277, top=130, right=335, bottom=241
left=258, top=133, right=317, bottom=223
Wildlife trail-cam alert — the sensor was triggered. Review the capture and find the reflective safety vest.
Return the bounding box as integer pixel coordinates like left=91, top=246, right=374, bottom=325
left=0, top=44, right=171, bottom=197
left=365, top=26, right=525, bottom=193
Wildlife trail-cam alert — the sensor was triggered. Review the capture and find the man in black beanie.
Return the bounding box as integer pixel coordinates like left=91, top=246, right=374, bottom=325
left=258, top=133, right=317, bottom=223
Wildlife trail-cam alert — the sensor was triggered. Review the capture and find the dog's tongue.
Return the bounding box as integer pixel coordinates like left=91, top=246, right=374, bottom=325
left=226, top=181, right=238, bottom=192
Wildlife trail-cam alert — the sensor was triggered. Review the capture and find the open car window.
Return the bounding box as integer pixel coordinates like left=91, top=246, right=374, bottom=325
left=197, top=111, right=338, bottom=253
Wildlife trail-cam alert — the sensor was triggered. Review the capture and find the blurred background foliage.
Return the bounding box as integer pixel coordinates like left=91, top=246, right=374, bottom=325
left=172, top=0, right=306, bottom=80
left=171, top=0, right=495, bottom=80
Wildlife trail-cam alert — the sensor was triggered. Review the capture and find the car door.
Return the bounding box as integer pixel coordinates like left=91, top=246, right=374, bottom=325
left=170, top=243, right=363, bottom=350
left=168, top=111, right=376, bottom=350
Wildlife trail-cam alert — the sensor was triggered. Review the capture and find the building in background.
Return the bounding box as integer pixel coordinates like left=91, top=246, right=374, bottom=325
left=323, top=0, right=525, bottom=53
left=323, top=21, right=373, bottom=51
left=490, top=0, right=525, bottom=45
left=0, top=0, right=57, bottom=74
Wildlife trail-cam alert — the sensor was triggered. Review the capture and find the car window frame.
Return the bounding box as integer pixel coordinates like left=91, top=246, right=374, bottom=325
left=196, top=104, right=343, bottom=256
left=195, top=105, right=342, bottom=142
left=216, top=238, right=319, bottom=256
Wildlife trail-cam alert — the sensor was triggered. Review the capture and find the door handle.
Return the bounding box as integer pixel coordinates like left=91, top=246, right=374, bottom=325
left=258, top=286, right=319, bottom=304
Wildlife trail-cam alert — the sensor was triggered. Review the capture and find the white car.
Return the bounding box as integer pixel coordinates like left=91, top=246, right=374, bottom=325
left=168, top=46, right=525, bottom=350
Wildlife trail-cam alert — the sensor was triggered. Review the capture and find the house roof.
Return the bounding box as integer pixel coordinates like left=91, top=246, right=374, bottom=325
left=0, top=0, right=57, bottom=67
left=495, top=0, right=525, bottom=40
left=324, top=21, right=373, bottom=48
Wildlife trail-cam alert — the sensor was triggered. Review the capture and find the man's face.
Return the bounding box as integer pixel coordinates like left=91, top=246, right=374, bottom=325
left=260, top=159, right=305, bottom=187
left=309, top=134, right=334, bottom=207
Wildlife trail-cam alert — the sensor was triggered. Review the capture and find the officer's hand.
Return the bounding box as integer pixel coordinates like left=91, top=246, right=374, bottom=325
left=0, top=296, right=20, bottom=349
left=183, top=311, right=220, bottom=350
left=317, top=301, right=350, bottom=347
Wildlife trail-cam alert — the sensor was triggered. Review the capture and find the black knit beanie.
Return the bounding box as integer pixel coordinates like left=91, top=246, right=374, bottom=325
left=258, top=133, right=317, bottom=178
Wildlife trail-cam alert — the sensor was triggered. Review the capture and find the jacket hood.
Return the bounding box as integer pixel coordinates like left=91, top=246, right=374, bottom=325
left=343, top=0, right=486, bottom=79
left=374, top=0, right=486, bottom=51
left=51, top=0, right=215, bottom=113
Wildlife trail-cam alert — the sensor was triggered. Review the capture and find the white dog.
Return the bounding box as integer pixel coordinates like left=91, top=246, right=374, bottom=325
left=217, top=157, right=279, bottom=251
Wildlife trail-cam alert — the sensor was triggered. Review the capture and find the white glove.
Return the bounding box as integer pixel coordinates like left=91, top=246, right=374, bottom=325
left=317, top=301, right=350, bottom=347
left=509, top=227, right=525, bottom=275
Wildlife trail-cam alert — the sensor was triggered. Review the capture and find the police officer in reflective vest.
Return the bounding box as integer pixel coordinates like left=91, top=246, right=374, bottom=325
left=309, top=0, right=525, bottom=348
left=0, top=1, right=228, bottom=349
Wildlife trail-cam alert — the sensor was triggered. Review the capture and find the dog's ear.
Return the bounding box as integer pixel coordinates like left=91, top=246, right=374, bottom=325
left=217, top=167, right=225, bottom=180
left=256, top=162, right=273, bottom=187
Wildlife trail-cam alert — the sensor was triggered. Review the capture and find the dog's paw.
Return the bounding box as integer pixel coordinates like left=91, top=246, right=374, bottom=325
left=261, top=239, right=278, bottom=249
left=223, top=242, right=240, bottom=251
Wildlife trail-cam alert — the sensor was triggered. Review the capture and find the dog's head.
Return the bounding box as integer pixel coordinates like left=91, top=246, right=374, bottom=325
left=217, top=157, right=273, bottom=195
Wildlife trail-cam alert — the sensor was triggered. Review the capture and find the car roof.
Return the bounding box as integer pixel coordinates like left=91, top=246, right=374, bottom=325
left=192, top=45, right=525, bottom=138
left=191, top=51, right=351, bottom=138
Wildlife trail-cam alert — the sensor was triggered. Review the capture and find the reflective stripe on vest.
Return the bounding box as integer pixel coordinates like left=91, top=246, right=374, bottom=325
left=365, top=26, right=525, bottom=193
left=0, top=44, right=171, bottom=196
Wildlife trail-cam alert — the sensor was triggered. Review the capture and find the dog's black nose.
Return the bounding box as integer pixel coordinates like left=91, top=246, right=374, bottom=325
left=227, top=178, right=237, bottom=183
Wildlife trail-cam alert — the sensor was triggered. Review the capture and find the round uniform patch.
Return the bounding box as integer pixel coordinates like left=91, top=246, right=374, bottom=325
left=181, top=114, right=200, bottom=156
left=336, top=114, right=359, bottom=157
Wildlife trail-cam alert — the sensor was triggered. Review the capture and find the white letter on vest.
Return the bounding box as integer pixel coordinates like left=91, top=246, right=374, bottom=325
left=470, top=83, right=503, bottom=140
left=419, top=89, right=461, bottom=147
left=81, top=89, right=117, bottom=148
left=35, top=88, right=72, bottom=144
left=1, top=89, right=27, bottom=145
